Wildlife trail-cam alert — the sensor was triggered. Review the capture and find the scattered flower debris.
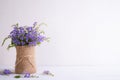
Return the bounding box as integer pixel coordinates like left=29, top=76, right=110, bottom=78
left=3, top=69, right=11, bottom=75
left=24, top=73, right=30, bottom=78
left=43, top=70, right=54, bottom=76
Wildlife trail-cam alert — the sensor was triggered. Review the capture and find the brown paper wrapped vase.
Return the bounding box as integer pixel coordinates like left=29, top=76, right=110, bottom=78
left=15, top=46, right=36, bottom=74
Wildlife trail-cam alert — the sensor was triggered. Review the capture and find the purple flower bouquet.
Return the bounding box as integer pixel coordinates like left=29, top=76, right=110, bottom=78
left=2, top=22, right=49, bottom=49
left=2, top=22, right=49, bottom=74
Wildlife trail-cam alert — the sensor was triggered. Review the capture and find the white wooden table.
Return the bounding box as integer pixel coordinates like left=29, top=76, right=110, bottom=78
left=0, top=65, right=120, bottom=80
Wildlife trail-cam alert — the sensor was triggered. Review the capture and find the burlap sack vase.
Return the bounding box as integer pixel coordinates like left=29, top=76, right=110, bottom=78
left=15, top=46, right=36, bottom=74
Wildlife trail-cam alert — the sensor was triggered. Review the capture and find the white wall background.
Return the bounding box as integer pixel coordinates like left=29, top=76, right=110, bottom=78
left=0, top=0, right=120, bottom=67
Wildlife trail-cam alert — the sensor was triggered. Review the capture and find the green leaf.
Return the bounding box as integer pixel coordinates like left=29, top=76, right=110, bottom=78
left=37, top=42, right=41, bottom=46
left=30, top=75, right=39, bottom=78
left=1, top=36, right=10, bottom=46
left=7, top=44, right=15, bottom=50
left=35, top=26, right=40, bottom=31
left=35, top=23, right=47, bottom=30
left=39, top=23, right=48, bottom=27
left=44, top=37, right=50, bottom=42
left=14, top=75, right=21, bottom=78
left=11, top=23, right=19, bottom=27
left=40, top=30, right=45, bottom=34
left=16, top=23, right=19, bottom=27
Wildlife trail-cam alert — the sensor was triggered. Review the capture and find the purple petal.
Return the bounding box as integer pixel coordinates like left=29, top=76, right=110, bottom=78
left=33, top=22, right=37, bottom=26
left=43, top=70, right=50, bottom=74
left=3, top=69, right=11, bottom=74
left=24, top=73, right=30, bottom=78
